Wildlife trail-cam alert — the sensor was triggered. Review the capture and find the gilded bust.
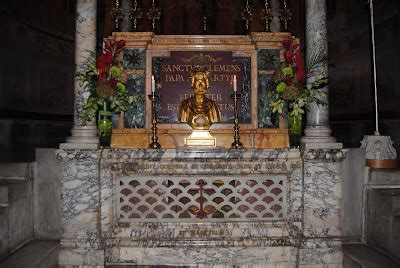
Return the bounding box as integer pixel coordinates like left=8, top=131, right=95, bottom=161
left=179, top=66, right=222, bottom=130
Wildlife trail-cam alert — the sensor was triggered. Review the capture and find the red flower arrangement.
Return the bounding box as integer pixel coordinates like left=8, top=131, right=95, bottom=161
left=76, top=38, right=136, bottom=124
left=269, top=36, right=328, bottom=118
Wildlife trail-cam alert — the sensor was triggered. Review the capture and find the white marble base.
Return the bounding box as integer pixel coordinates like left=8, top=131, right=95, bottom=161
left=301, top=126, right=337, bottom=144
left=360, top=135, right=397, bottom=160
left=60, top=126, right=99, bottom=149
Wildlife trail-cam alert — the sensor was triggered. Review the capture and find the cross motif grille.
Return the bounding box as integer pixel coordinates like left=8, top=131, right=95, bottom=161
left=117, top=176, right=286, bottom=222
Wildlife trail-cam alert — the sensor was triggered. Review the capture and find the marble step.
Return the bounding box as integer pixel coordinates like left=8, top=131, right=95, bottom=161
left=369, top=169, right=400, bottom=186
left=0, top=176, right=30, bottom=185
left=343, top=244, right=400, bottom=268
left=0, top=240, right=59, bottom=268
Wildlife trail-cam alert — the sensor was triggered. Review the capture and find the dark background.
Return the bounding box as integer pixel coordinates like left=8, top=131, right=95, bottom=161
left=0, top=0, right=399, bottom=161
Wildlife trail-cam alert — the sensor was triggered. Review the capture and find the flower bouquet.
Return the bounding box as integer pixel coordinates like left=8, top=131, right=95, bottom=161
left=269, top=36, right=328, bottom=146
left=76, top=38, right=138, bottom=145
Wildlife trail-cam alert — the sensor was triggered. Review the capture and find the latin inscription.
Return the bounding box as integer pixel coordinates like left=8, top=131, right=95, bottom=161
left=153, top=51, right=250, bottom=123
left=112, top=161, right=300, bottom=173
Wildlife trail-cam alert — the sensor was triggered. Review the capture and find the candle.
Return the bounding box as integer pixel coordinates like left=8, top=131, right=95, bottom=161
left=151, top=75, right=155, bottom=94
left=233, top=75, right=237, bottom=92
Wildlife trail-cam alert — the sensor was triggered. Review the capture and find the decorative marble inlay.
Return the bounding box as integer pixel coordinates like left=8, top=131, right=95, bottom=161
left=117, top=175, right=286, bottom=222
left=257, top=49, right=280, bottom=71
left=302, top=149, right=345, bottom=161
left=258, top=73, right=276, bottom=128
left=233, top=57, right=251, bottom=123
left=123, top=48, right=145, bottom=70
left=125, top=74, right=145, bottom=128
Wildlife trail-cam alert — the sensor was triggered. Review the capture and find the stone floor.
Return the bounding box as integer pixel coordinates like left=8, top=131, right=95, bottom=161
left=0, top=240, right=59, bottom=268
left=0, top=241, right=399, bottom=268
left=343, top=244, right=399, bottom=268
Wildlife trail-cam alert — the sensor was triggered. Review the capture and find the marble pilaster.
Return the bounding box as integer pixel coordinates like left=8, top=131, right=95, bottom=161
left=56, top=149, right=103, bottom=267
left=301, top=0, right=337, bottom=147
left=60, top=0, right=99, bottom=149
left=300, top=149, right=346, bottom=267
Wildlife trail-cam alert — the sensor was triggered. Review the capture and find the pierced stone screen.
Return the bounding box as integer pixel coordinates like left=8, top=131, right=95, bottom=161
left=117, top=176, right=286, bottom=222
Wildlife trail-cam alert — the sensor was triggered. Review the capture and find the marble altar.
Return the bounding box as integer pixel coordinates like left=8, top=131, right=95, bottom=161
left=57, top=148, right=345, bottom=267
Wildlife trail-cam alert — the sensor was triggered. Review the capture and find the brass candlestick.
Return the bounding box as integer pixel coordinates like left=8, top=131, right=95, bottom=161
left=129, top=0, right=143, bottom=32
left=241, top=0, right=253, bottom=33
left=147, top=0, right=161, bottom=32
left=111, top=0, right=124, bottom=31
left=231, top=92, right=243, bottom=149
left=148, top=93, right=161, bottom=149
left=279, top=0, right=292, bottom=30
left=260, top=0, right=272, bottom=32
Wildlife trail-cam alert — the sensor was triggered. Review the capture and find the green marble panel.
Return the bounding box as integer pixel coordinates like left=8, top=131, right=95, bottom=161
left=258, top=74, right=277, bottom=128
left=257, top=49, right=280, bottom=71
left=123, top=48, right=146, bottom=70
left=124, top=74, right=146, bottom=129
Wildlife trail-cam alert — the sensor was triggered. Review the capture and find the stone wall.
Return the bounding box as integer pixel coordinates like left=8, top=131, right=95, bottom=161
left=0, top=119, right=72, bottom=162
left=366, top=169, right=400, bottom=260
left=33, top=149, right=61, bottom=239
left=341, top=148, right=365, bottom=240
left=0, top=1, right=74, bottom=162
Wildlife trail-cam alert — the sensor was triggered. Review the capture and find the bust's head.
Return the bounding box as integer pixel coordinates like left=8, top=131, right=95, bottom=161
left=189, top=66, right=210, bottom=96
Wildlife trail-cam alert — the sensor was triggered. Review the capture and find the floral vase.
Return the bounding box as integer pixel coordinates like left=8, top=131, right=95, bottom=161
left=98, top=102, right=112, bottom=147
left=288, top=114, right=302, bottom=147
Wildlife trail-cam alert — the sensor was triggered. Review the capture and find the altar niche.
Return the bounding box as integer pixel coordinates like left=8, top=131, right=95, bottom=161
left=111, top=32, right=295, bottom=149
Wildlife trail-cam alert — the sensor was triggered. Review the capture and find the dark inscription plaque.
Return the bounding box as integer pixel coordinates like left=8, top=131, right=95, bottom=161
left=153, top=51, right=251, bottom=123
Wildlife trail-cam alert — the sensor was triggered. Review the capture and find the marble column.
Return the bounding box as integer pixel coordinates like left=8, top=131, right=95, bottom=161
left=270, top=0, right=281, bottom=32
left=60, top=0, right=99, bottom=149
left=301, top=0, right=340, bottom=149
left=120, top=0, right=132, bottom=32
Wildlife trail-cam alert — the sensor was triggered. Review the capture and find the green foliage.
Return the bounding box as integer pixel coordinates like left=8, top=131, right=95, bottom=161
left=75, top=42, right=138, bottom=125
left=269, top=41, right=328, bottom=120
left=306, top=50, right=328, bottom=74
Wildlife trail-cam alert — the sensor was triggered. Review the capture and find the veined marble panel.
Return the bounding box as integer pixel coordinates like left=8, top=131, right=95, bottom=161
left=57, top=149, right=101, bottom=237
left=124, top=74, right=145, bottom=129
left=299, top=239, right=343, bottom=266
left=57, top=149, right=104, bottom=266
left=303, top=149, right=345, bottom=238
left=110, top=246, right=297, bottom=267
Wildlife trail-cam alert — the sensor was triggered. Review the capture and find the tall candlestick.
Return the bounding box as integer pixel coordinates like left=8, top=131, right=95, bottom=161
left=151, top=75, right=155, bottom=94
left=233, top=75, right=237, bottom=92
left=231, top=90, right=243, bottom=149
